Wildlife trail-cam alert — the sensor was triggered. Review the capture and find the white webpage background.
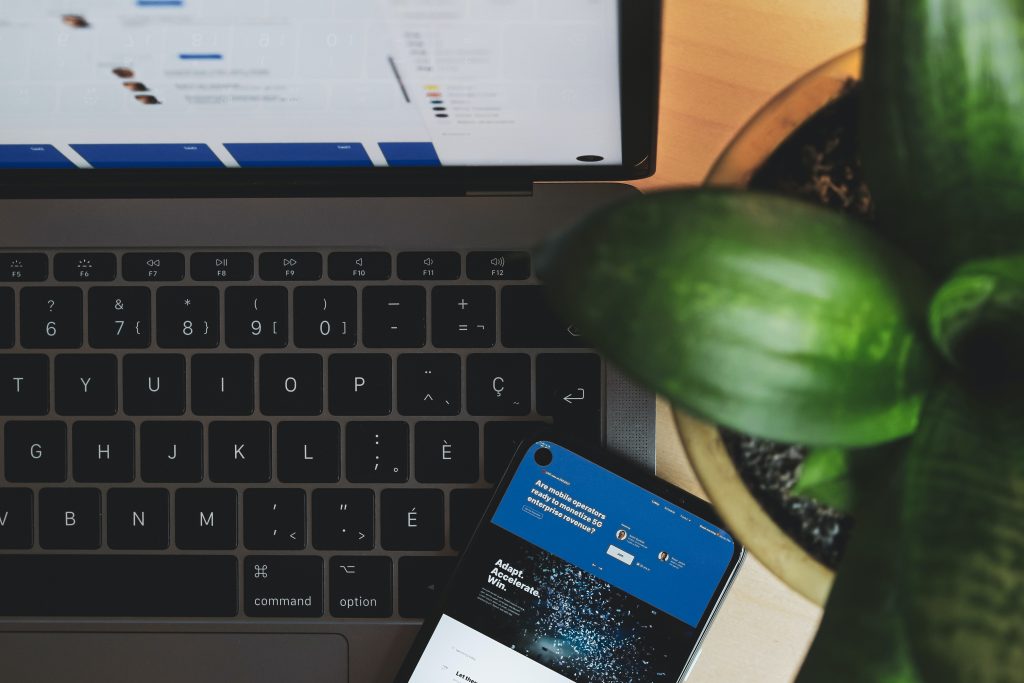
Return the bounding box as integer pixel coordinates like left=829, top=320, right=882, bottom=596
left=0, top=0, right=622, bottom=167
left=409, top=615, right=575, bottom=683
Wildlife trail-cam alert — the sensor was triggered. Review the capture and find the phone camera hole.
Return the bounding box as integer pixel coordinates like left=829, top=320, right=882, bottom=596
left=534, top=447, right=553, bottom=466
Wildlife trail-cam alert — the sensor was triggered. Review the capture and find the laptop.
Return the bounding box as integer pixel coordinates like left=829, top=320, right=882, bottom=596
left=0, top=1, right=661, bottom=681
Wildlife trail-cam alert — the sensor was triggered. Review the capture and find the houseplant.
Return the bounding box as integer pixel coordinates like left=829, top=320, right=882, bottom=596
left=679, top=48, right=865, bottom=608
left=538, top=1, right=1024, bottom=681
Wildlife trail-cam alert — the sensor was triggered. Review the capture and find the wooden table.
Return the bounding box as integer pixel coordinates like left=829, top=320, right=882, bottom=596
left=633, top=1, right=866, bottom=681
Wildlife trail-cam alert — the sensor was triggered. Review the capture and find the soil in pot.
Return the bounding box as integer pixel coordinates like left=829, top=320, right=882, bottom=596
left=726, top=83, right=872, bottom=570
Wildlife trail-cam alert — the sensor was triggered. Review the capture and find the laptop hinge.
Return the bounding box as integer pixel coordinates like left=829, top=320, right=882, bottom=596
left=464, top=185, right=533, bottom=198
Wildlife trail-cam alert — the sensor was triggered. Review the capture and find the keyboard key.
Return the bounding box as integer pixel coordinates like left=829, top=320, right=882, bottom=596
left=72, top=421, right=134, bottom=483
left=260, top=354, right=322, bottom=415
left=39, top=487, right=101, bottom=550
left=450, top=488, right=493, bottom=550
left=123, top=252, right=186, bottom=282
left=156, top=287, right=219, bottom=348
left=259, top=252, right=323, bottom=281
left=328, top=354, right=391, bottom=416
left=141, top=421, right=203, bottom=483
left=54, top=252, right=116, bottom=282
left=0, top=555, right=237, bottom=617
left=501, top=286, right=588, bottom=348
left=277, top=422, right=341, bottom=483
left=346, top=422, right=409, bottom=483
left=0, top=488, right=33, bottom=549
left=432, top=286, right=496, bottom=348
left=244, top=488, right=305, bottom=550
left=381, top=489, right=444, bottom=551
left=537, top=353, right=602, bottom=443
left=175, top=488, right=237, bottom=550
left=88, top=287, right=151, bottom=348
left=294, top=286, right=357, bottom=348
left=21, top=287, right=83, bottom=348
left=363, top=286, right=426, bottom=348
left=0, top=355, right=49, bottom=415
left=0, top=253, right=47, bottom=282
left=226, top=286, right=288, bottom=348
left=399, top=556, right=458, bottom=618
left=191, top=252, right=253, bottom=281
left=192, top=354, right=254, bottom=416
left=397, top=251, right=460, bottom=280
left=467, top=353, right=531, bottom=416
left=329, top=556, right=392, bottom=618
left=312, top=489, right=374, bottom=551
left=467, top=251, right=531, bottom=280
left=4, top=422, right=66, bottom=483
left=0, top=288, right=13, bottom=348
left=209, top=421, right=271, bottom=483
left=397, top=353, right=460, bottom=416
left=107, top=488, right=169, bottom=550
left=55, top=354, right=117, bottom=416
left=484, top=421, right=549, bottom=483
left=123, top=354, right=186, bottom=416
left=245, top=556, right=323, bottom=617
left=415, top=422, right=479, bottom=483
left=328, top=252, right=390, bottom=281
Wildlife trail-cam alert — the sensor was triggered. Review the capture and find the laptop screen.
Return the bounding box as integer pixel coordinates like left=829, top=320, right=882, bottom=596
left=0, top=0, right=623, bottom=170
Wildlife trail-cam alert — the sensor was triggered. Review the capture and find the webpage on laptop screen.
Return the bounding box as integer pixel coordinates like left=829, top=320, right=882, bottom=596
left=408, top=441, right=737, bottom=683
left=0, top=0, right=622, bottom=169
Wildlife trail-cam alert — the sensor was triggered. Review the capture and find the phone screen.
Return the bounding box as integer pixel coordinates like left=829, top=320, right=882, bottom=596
left=403, top=440, right=742, bottom=683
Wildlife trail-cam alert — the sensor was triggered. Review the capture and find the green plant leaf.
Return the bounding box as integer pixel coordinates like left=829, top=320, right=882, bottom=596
left=862, top=0, right=1024, bottom=275
left=929, top=254, right=1024, bottom=377
left=796, top=444, right=921, bottom=683
left=538, top=190, right=939, bottom=447
left=900, top=380, right=1024, bottom=683
left=790, top=448, right=854, bottom=513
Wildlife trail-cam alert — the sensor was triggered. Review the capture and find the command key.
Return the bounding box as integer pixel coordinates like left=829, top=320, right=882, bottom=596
left=244, top=556, right=323, bottom=617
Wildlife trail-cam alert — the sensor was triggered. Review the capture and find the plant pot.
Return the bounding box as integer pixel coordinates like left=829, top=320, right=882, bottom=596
left=675, top=47, right=864, bottom=608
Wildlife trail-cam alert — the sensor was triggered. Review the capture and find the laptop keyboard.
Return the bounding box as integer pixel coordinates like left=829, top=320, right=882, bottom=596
left=0, top=249, right=602, bottom=620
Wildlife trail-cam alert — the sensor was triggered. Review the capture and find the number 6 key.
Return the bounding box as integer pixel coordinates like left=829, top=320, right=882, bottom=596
left=21, top=287, right=83, bottom=348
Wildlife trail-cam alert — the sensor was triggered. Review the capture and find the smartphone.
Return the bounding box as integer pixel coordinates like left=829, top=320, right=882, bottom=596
left=395, top=436, right=745, bottom=683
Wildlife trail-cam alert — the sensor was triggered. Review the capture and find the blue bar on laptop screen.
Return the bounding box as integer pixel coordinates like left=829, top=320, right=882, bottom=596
left=225, top=143, right=373, bottom=168
left=179, top=54, right=222, bottom=60
left=138, top=0, right=184, bottom=6
left=491, top=441, right=736, bottom=627
left=71, top=144, right=224, bottom=169
left=378, top=142, right=441, bottom=167
left=0, top=145, right=76, bottom=169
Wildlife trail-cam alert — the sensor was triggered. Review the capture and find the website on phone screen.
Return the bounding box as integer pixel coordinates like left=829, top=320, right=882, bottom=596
left=408, top=442, right=737, bottom=683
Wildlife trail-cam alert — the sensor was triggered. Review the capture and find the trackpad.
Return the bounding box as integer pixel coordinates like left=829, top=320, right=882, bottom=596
left=0, top=633, right=348, bottom=682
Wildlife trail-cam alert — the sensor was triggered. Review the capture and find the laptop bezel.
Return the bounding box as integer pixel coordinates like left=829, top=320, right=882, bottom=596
left=0, top=0, right=661, bottom=198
